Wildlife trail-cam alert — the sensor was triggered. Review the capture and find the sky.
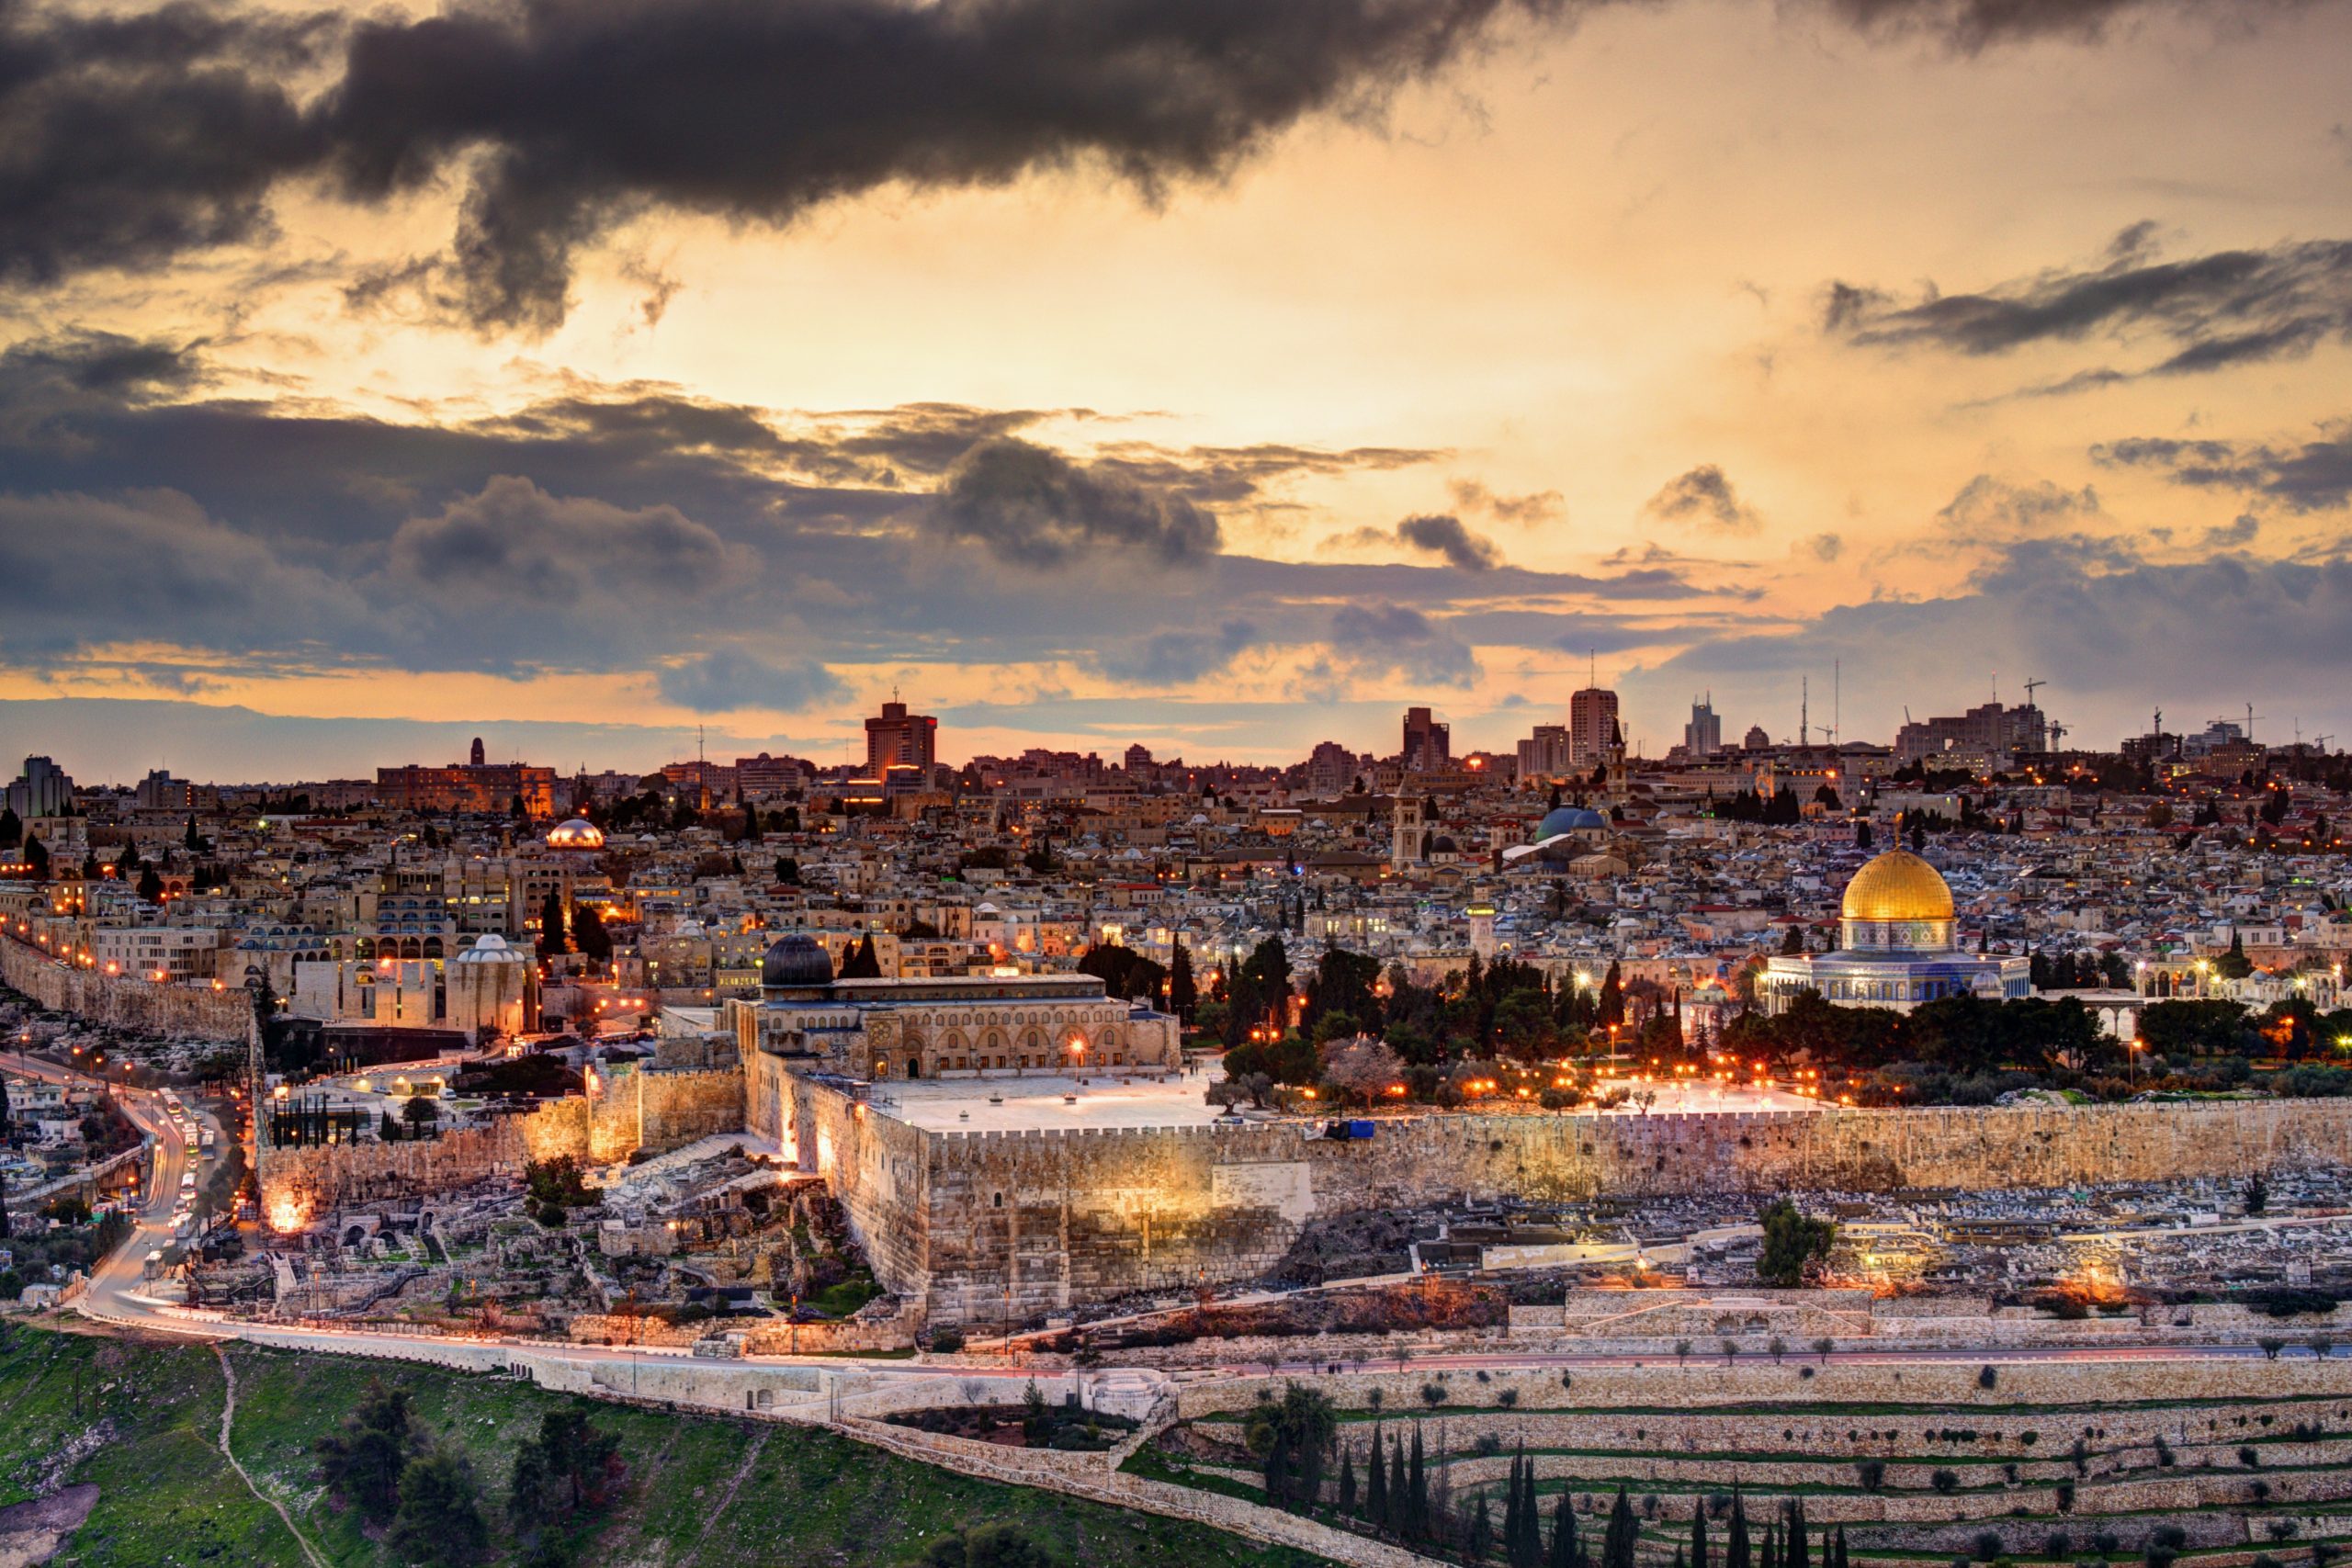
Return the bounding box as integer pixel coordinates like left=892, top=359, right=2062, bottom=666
left=2, top=0, right=2350, bottom=783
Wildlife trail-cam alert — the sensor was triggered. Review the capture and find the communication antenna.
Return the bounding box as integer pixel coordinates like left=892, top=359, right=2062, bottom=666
left=1800, top=675, right=1809, bottom=749
left=1833, top=660, right=1840, bottom=748
left=2245, top=703, right=2263, bottom=743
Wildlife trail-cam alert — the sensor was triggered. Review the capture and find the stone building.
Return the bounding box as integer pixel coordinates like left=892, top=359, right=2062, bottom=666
left=1759, top=848, right=2030, bottom=1013
left=728, top=934, right=1180, bottom=1084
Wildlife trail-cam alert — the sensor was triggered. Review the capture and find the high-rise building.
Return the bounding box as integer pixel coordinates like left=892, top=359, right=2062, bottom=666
left=6, top=756, right=75, bottom=818
left=865, top=698, right=938, bottom=776
left=1568, top=687, right=1619, bottom=770
left=1892, top=702, right=2047, bottom=765
left=1515, top=725, right=1572, bottom=779
left=469, top=736, right=486, bottom=767
left=1683, top=694, right=1722, bottom=758
left=1401, top=707, right=1450, bottom=773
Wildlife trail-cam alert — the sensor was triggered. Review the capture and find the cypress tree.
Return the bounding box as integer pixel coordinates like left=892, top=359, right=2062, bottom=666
left=1390, top=1435, right=1409, bottom=1537
left=1338, top=1441, right=1357, bottom=1517
left=1675, top=1550, right=1689, bottom=1568
left=1726, top=1489, right=1752, bottom=1568
left=1502, top=1454, right=1522, bottom=1564
left=1691, top=1502, right=1710, bottom=1568
left=1833, top=1526, right=1849, bottom=1568
left=1468, top=1494, right=1493, bottom=1563
left=1602, top=1486, right=1638, bottom=1568
left=1367, top=1426, right=1388, bottom=1529
left=1548, top=1491, right=1578, bottom=1568
left=1408, top=1423, right=1430, bottom=1540
left=1762, top=1521, right=1780, bottom=1568
left=1786, top=1498, right=1809, bottom=1568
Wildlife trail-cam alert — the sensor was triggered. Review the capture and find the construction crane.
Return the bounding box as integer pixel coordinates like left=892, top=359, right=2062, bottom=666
left=2021, top=677, right=2046, bottom=707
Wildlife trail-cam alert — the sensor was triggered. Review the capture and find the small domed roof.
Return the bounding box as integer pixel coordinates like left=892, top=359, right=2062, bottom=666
left=1537, top=806, right=1606, bottom=838
left=547, top=818, right=605, bottom=850
left=455, top=933, right=518, bottom=963
left=761, top=933, right=834, bottom=988
left=1841, top=849, right=1954, bottom=922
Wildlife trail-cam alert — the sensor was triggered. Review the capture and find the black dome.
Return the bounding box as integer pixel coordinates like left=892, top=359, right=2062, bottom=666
left=762, top=933, right=834, bottom=989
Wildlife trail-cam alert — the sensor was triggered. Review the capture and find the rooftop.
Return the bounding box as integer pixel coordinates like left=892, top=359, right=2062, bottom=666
left=876, top=1071, right=1229, bottom=1133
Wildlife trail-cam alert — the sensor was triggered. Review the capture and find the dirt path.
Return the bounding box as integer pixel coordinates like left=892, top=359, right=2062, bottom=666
left=211, top=1346, right=332, bottom=1568
left=688, top=1427, right=770, bottom=1560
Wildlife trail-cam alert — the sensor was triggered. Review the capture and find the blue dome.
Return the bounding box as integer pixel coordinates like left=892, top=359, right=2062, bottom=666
left=1537, top=807, right=1606, bottom=838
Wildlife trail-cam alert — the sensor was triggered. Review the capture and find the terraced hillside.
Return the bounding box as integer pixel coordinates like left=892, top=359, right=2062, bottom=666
left=1135, top=1359, right=2352, bottom=1565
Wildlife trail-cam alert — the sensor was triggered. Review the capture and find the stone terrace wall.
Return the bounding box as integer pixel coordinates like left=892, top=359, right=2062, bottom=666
left=883, top=1096, right=2352, bottom=1324
left=2, top=934, right=254, bottom=1040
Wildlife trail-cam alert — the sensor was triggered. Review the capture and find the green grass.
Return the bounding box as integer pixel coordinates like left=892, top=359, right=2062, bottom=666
left=0, top=1325, right=1332, bottom=1567
left=0, top=1325, right=309, bottom=1565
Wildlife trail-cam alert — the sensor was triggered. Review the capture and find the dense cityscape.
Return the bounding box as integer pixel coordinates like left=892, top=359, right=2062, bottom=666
left=6, top=686, right=2352, bottom=1563
left=6, top=0, right=2352, bottom=1560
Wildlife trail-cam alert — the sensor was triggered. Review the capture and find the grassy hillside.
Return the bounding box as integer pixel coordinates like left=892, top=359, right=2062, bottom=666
left=0, top=1325, right=1327, bottom=1567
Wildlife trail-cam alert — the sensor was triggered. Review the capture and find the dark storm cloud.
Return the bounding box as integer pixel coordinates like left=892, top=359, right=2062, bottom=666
left=655, top=648, right=845, bottom=714
left=0, top=489, right=364, bottom=660
left=0, top=329, right=1747, bottom=689
left=6, top=0, right=2327, bottom=334
left=1312, top=602, right=1481, bottom=692
left=2094, top=424, right=2352, bottom=513
left=315, top=0, right=1577, bottom=334
left=1642, top=464, right=1760, bottom=533
left=0, top=0, right=333, bottom=287
left=1396, top=513, right=1503, bottom=570
left=1090, top=620, right=1262, bottom=685
left=926, top=436, right=1220, bottom=567
left=385, top=474, right=749, bottom=606
left=1826, top=230, right=2352, bottom=378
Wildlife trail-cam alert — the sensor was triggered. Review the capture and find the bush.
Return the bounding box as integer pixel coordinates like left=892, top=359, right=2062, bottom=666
left=1977, top=1364, right=1998, bottom=1390
left=2045, top=1533, right=2073, bottom=1559
left=2092, top=1532, right=2120, bottom=1554
left=1932, top=1469, right=1960, bottom=1494
left=1855, top=1459, right=1886, bottom=1491
left=928, top=1328, right=966, bottom=1354
left=2153, top=1527, right=2188, bottom=1551
left=1974, top=1531, right=2005, bottom=1562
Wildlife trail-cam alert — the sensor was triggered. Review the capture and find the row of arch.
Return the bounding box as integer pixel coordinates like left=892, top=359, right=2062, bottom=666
left=871, top=1022, right=1129, bottom=1079
left=356, top=936, right=446, bottom=960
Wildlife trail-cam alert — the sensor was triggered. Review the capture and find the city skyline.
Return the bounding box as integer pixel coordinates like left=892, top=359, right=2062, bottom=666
left=3, top=0, right=2351, bottom=774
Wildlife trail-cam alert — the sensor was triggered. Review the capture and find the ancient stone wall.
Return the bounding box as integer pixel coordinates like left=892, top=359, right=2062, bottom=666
left=262, top=1066, right=750, bottom=1213
left=1, top=934, right=254, bottom=1040
left=864, top=1096, right=2352, bottom=1324
left=790, top=1075, right=933, bottom=1305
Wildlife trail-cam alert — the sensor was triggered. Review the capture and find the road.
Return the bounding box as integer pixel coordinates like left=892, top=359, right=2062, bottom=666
left=2, top=1048, right=221, bottom=1329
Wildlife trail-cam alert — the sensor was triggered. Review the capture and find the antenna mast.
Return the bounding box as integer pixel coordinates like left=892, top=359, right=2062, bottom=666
left=1800, top=675, right=1809, bottom=749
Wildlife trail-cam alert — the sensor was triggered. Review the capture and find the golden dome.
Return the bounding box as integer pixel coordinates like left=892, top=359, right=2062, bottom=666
left=546, top=818, right=605, bottom=850
left=1840, top=850, right=1953, bottom=923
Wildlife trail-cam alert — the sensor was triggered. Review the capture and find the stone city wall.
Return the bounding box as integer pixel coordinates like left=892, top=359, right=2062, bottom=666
left=1, top=933, right=254, bottom=1040
left=845, top=1095, right=2352, bottom=1323
left=263, top=1066, right=751, bottom=1213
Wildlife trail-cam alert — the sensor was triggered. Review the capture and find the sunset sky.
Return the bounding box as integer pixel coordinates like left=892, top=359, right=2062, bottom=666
left=3, top=0, right=2349, bottom=780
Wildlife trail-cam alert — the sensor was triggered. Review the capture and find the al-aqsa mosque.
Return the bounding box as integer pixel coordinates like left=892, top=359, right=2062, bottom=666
left=1758, top=848, right=2030, bottom=1014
